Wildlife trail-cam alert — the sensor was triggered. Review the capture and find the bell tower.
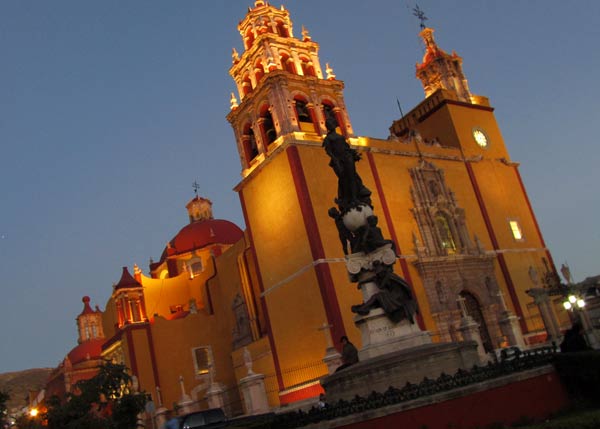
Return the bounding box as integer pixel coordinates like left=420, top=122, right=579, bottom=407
left=227, top=0, right=354, bottom=177
left=416, top=26, right=472, bottom=103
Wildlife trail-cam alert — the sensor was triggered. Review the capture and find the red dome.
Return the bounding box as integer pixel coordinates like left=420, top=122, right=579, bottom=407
left=67, top=338, right=105, bottom=365
left=161, top=219, right=243, bottom=260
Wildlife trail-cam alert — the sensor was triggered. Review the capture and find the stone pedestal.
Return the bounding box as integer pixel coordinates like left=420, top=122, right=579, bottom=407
left=177, top=376, right=194, bottom=414
left=239, top=373, right=270, bottom=415
left=322, top=341, right=479, bottom=402
left=356, top=308, right=431, bottom=360
left=458, top=316, right=488, bottom=362
left=498, top=311, right=526, bottom=350
left=206, top=382, right=226, bottom=410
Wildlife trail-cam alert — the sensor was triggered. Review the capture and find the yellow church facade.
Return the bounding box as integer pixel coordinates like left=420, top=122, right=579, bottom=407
left=76, top=0, right=568, bottom=415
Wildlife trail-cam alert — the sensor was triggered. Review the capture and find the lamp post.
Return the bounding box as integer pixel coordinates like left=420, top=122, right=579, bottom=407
left=562, top=293, right=585, bottom=311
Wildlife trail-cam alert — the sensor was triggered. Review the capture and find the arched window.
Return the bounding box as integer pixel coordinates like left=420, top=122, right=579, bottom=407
left=260, top=107, right=277, bottom=146
left=254, top=60, right=265, bottom=84
left=242, top=123, right=259, bottom=163
left=300, top=57, right=315, bottom=77
left=279, top=52, right=296, bottom=74
left=322, top=101, right=342, bottom=133
left=435, top=213, right=456, bottom=254
left=275, top=20, right=289, bottom=37
left=241, top=73, right=252, bottom=96
left=294, top=98, right=316, bottom=133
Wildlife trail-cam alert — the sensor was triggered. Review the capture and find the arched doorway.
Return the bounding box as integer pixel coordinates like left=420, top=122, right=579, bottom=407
left=460, top=291, right=493, bottom=352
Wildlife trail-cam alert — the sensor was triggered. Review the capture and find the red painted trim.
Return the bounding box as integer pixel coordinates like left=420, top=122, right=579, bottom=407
left=125, top=328, right=138, bottom=376
left=366, top=152, right=425, bottom=330
left=243, top=248, right=263, bottom=335
left=145, top=325, right=161, bottom=389
left=287, top=145, right=347, bottom=344
left=239, top=189, right=285, bottom=391
left=464, top=162, right=527, bottom=332
left=513, top=166, right=558, bottom=274
left=279, top=383, right=324, bottom=405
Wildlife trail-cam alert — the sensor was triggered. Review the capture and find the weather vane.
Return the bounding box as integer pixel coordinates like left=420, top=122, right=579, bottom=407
left=192, top=180, right=200, bottom=197
left=413, top=4, right=428, bottom=30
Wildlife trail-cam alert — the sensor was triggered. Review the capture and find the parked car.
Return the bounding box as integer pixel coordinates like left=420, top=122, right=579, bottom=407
left=179, top=408, right=227, bottom=429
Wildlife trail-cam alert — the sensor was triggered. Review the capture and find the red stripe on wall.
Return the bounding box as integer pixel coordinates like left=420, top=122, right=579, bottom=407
left=287, top=145, right=347, bottom=344
left=513, top=166, right=558, bottom=274
left=125, top=328, right=138, bottom=376
left=464, top=162, right=527, bottom=332
left=366, top=152, right=425, bottom=330
left=145, top=325, right=161, bottom=390
left=239, top=189, right=285, bottom=391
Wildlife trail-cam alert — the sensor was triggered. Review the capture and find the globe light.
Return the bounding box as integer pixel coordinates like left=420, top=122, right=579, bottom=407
left=568, top=295, right=577, bottom=304
left=29, top=408, right=38, bottom=417
left=577, top=299, right=586, bottom=308
left=563, top=301, right=572, bottom=310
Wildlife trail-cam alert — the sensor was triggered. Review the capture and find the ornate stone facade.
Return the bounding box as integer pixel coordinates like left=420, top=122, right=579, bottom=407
left=410, top=159, right=503, bottom=351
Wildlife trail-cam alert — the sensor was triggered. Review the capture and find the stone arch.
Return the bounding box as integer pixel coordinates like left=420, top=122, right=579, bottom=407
left=459, top=290, right=493, bottom=352
left=258, top=104, right=277, bottom=146
left=279, top=50, right=296, bottom=74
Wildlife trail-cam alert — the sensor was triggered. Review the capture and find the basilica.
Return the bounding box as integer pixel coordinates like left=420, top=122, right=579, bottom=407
left=45, top=0, right=570, bottom=417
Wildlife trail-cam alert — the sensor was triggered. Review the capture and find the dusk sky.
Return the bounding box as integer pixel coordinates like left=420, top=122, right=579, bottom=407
left=1, top=1, right=599, bottom=374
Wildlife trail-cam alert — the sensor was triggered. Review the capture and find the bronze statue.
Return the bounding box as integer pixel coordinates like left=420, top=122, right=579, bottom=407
left=322, top=117, right=371, bottom=212
left=351, top=263, right=418, bottom=324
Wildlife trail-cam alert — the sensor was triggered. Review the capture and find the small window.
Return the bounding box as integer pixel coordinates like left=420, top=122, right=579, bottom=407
left=509, top=220, right=524, bottom=241
left=187, top=258, right=203, bottom=278
left=192, top=346, right=212, bottom=376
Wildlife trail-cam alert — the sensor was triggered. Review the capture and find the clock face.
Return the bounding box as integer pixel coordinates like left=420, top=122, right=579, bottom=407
left=472, top=128, right=488, bottom=148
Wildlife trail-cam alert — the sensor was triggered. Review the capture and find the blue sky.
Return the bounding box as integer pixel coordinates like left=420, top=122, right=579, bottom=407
left=0, top=1, right=598, bottom=373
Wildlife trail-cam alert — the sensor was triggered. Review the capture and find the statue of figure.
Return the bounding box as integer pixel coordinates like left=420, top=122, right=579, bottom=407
left=328, top=207, right=352, bottom=254
left=351, top=263, right=418, bottom=324
left=322, top=117, right=372, bottom=211
left=243, top=347, right=255, bottom=376
left=353, top=215, right=394, bottom=254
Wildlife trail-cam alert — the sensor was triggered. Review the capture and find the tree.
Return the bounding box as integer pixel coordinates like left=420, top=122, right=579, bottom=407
left=0, top=390, right=9, bottom=428
left=45, top=362, right=148, bottom=429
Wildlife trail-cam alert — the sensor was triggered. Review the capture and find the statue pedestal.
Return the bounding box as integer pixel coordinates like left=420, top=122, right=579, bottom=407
left=498, top=311, right=526, bottom=350
left=356, top=308, right=431, bottom=360
left=239, top=373, right=270, bottom=416
left=321, top=341, right=479, bottom=402
left=458, top=316, right=488, bottom=363
left=206, top=382, right=226, bottom=411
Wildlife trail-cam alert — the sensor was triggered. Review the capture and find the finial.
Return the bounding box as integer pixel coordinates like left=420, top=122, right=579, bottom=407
left=230, top=92, right=239, bottom=109
left=412, top=4, right=428, bottom=30
left=325, top=63, right=336, bottom=80
left=192, top=180, right=200, bottom=197
left=301, top=25, right=311, bottom=41
left=232, top=48, right=239, bottom=64
left=254, top=0, right=265, bottom=8
left=133, top=264, right=141, bottom=275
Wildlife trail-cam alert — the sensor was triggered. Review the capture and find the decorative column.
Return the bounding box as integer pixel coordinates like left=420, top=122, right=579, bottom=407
left=497, top=291, right=526, bottom=350
left=238, top=347, right=270, bottom=415
left=318, top=322, right=342, bottom=374
left=457, top=295, right=488, bottom=363
left=528, top=289, right=561, bottom=342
